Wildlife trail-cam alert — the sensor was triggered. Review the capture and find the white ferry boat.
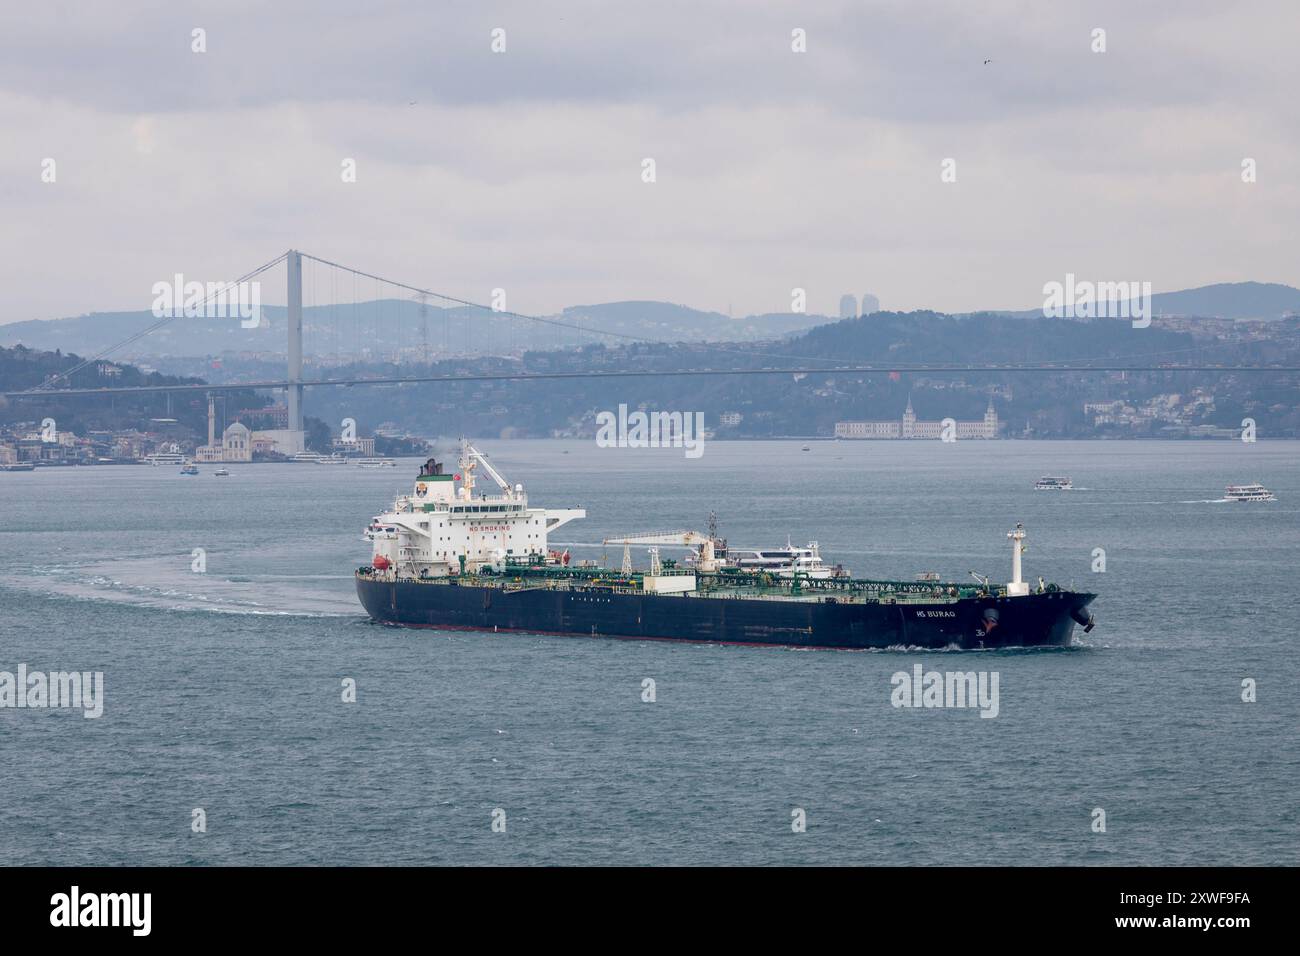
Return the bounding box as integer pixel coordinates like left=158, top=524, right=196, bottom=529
left=1225, top=483, right=1275, bottom=502
left=1034, top=476, right=1073, bottom=491
left=355, top=458, right=397, bottom=468
left=144, top=452, right=185, bottom=466
left=315, top=454, right=350, bottom=466
left=723, top=540, right=847, bottom=579
left=290, top=452, right=327, bottom=463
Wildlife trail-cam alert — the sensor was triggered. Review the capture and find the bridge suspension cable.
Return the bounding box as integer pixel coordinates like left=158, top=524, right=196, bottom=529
left=297, top=251, right=697, bottom=349
left=36, top=253, right=289, bottom=390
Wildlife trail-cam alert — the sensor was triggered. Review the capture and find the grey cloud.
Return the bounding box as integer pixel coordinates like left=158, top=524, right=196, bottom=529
left=0, top=1, right=1295, bottom=323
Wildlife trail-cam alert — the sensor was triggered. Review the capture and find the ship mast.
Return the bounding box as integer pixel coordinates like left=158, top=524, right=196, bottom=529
left=1006, top=523, right=1029, bottom=596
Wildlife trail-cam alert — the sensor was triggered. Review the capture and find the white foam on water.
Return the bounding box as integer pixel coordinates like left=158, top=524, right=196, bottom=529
left=3, top=555, right=359, bottom=618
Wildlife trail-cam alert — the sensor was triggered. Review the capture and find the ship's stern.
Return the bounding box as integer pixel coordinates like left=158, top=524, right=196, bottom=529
left=355, top=570, right=396, bottom=624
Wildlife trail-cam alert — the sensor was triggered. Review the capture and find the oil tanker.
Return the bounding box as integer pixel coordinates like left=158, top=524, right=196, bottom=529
left=355, top=442, right=1097, bottom=650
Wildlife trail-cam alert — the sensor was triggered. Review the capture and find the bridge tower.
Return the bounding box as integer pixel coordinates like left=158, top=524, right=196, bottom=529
left=286, top=249, right=304, bottom=434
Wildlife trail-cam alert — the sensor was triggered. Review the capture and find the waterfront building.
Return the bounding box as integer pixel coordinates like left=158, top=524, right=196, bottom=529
left=835, top=398, right=1000, bottom=439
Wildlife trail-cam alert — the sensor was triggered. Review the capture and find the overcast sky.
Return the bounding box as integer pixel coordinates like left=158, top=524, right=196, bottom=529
left=1, top=0, right=1296, bottom=324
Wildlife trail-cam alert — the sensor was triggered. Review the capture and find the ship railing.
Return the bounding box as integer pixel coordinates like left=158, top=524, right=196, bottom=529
left=688, top=590, right=836, bottom=603
left=702, top=570, right=982, bottom=594
left=689, top=587, right=973, bottom=604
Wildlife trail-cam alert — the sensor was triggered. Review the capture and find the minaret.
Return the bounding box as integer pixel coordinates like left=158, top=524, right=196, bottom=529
left=207, top=392, right=215, bottom=448
left=984, top=397, right=998, bottom=437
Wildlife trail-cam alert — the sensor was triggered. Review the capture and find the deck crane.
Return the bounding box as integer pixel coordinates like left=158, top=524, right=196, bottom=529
left=457, top=438, right=518, bottom=500
left=602, top=530, right=722, bottom=575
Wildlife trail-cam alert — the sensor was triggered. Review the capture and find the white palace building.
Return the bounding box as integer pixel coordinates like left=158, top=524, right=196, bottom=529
left=834, top=398, right=1001, bottom=439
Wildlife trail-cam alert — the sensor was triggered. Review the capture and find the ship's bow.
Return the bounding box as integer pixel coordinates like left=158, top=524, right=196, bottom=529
left=968, top=591, right=1096, bottom=648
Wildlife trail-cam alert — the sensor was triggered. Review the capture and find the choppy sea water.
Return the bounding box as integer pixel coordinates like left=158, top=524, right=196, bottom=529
left=0, top=439, right=1296, bottom=865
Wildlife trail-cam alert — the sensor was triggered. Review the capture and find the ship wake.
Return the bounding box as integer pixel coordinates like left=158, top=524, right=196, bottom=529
left=3, top=557, right=358, bottom=618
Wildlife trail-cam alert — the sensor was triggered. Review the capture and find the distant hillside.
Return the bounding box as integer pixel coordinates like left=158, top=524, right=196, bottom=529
left=1144, top=282, right=1300, bottom=319
left=259, top=311, right=1300, bottom=440
left=5, top=280, right=1295, bottom=363
left=994, top=281, right=1300, bottom=320
left=6, top=311, right=1300, bottom=441
left=0, top=343, right=203, bottom=395
left=561, top=301, right=823, bottom=341
left=0, top=299, right=831, bottom=360
left=0, top=344, right=223, bottom=437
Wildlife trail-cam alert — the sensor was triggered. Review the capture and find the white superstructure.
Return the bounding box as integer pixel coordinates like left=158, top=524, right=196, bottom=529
left=143, top=452, right=185, bottom=466
left=1034, top=476, right=1073, bottom=490
left=365, top=440, right=585, bottom=577
left=725, top=541, right=843, bottom=579
left=1225, top=483, right=1275, bottom=502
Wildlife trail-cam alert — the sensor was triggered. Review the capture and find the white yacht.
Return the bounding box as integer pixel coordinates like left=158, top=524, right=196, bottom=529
left=1225, top=483, right=1275, bottom=502
left=724, top=541, right=846, bottom=579
left=1034, top=476, right=1073, bottom=490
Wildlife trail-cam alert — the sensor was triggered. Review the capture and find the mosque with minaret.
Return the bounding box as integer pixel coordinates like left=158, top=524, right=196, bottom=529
left=834, top=396, right=1001, bottom=439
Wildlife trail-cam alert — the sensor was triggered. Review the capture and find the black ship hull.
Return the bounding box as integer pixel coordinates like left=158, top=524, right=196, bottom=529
left=356, top=576, right=1096, bottom=650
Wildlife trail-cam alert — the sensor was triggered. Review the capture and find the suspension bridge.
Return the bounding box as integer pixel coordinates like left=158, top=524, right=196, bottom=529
left=6, top=249, right=1296, bottom=422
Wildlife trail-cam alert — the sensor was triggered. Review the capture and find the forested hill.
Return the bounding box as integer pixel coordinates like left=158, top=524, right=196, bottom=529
left=0, top=344, right=201, bottom=394
left=784, top=312, right=1197, bottom=366
left=0, top=345, right=255, bottom=437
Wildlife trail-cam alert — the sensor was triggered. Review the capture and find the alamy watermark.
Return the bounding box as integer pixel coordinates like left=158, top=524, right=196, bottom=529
left=0, top=664, right=104, bottom=718
left=890, top=664, right=999, bottom=718
left=595, top=404, right=705, bottom=459
left=50, top=886, right=150, bottom=936
left=151, top=273, right=262, bottom=328
left=1042, top=273, right=1152, bottom=328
